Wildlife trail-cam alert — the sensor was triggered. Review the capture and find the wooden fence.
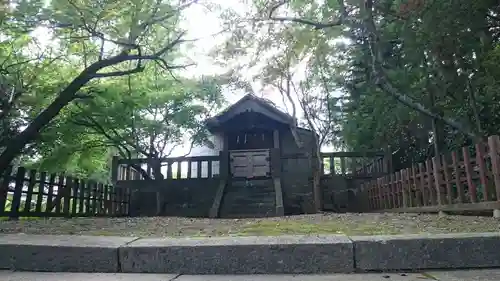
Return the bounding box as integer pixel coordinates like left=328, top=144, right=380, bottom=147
left=113, top=155, right=222, bottom=181
left=362, top=135, right=500, bottom=214
left=320, top=151, right=388, bottom=178
left=115, top=151, right=389, bottom=181
left=0, top=166, right=130, bottom=219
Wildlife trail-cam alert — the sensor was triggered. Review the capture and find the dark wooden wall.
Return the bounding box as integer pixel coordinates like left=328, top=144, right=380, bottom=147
left=113, top=154, right=224, bottom=217
left=117, top=179, right=220, bottom=217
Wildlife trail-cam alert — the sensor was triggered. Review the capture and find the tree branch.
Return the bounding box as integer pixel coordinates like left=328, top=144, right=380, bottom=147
left=267, top=0, right=346, bottom=29
left=92, top=65, right=145, bottom=78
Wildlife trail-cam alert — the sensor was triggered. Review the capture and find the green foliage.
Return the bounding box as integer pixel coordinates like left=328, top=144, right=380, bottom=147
left=0, top=0, right=223, bottom=180
left=336, top=0, right=500, bottom=165
left=215, top=0, right=500, bottom=168
left=5, top=0, right=500, bottom=179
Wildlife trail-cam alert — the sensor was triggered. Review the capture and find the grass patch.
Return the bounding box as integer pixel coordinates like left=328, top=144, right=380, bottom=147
left=0, top=216, right=43, bottom=221
left=235, top=220, right=403, bottom=236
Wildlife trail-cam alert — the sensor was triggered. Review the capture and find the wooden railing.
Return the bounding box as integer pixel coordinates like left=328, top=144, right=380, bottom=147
left=361, top=135, right=500, bottom=213
left=0, top=166, right=130, bottom=219
left=114, top=154, right=222, bottom=181
left=320, top=151, right=388, bottom=178
left=115, top=151, right=386, bottom=181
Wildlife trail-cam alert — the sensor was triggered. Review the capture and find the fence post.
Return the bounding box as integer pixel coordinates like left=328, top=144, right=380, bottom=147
left=394, top=172, right=400, bottom=208
left=10, top=167, right=26, bottom=220
left=71, top=178, right=79, bottom=216
left=399, top=170, right=406, bottom=208
left=24, top=169, right=37, bottom=214
left=451, top=151, right=466, bottom=203
left=382, top=146, right=393, bottom=175
left=441, top=154, right=453, bottom=205
left=462, top=146, right=477, bottom=203
left=390, top=173, right=396, bottom=208
left=62, top=176, right=73, bottom=217
left=111, top=156, right=119, bottom=183
left=410, top=165, right=419, bottom=207
left=487, top=135, right=500, bottom=218
left=425, top=160, right=436, bottom=205
left=0, top=166, right=13, bottom=216
left=476, top=142, right=490, bottom=201
left=432, top=156, right=445, bottom=206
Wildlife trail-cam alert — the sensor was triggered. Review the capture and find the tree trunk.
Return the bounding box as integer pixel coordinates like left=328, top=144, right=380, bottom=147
left=429, top=86, right=444, bottom=158
left=151, top=158, right=164, bottom=180
left=0, top=73, right=92, bottom=173
left=300, top=101, right=323, bottom=212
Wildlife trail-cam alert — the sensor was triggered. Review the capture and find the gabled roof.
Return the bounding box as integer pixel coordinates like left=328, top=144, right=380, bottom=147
left=205, top=94, right=297, bottom=130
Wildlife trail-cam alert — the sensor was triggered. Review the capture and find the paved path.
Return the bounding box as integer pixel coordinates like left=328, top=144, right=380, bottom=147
left=1, top=269, right=499, bottom=281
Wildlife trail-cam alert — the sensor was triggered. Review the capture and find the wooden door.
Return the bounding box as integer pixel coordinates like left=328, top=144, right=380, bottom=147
left=230, top=149, right=270, bottom=178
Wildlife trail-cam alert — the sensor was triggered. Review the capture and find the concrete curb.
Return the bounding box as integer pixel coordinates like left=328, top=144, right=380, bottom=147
left=352, top=232, right=500, bottom=270
left=0, top=234, right=138, bottom=272
left=0, top=232, right=499, bottom=274
left=119, top=235, right=353, bottom=274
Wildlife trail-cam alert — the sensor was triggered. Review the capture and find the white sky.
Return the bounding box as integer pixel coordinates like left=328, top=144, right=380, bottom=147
left=179, top=1, right=245, bottom=104
left=178, top=0, right=298, bottom=107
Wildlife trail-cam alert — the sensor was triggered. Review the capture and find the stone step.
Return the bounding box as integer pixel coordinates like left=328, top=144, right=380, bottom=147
left=218, top=212, right=276, bottom=218
left=229, top=181, right=274, bottom=190
left=223, top=192, right=275, bottom=201
left=221, top=202, right=274, bottom=210
left=220, top=201, right=275, bottom=211
left=219, top=211, right=275, bottom=218
left=230, top=179, right=273, bottom=185
left=224, top=190, right=275, bottom=198
left=225, top=186, right=274, bottom=192
left=228, top=197, right=275, bottom=205
left=223, top=192, right=274, bottom=199
left=218, top=178, right=276, bottom=218
left=228, top=184, right=274, bottom=189
left=220, top=208, right=276, bottom=215
left=222, top=201, right=274, bottom=209
left=228, top=185, right=273, bottom=190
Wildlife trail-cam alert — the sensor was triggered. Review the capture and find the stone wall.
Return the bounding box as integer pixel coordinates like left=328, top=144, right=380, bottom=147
left=117, top=179, right=220, bottom=217
left=321, top=176, right=350, bottom=212
left=279, top=128, right=317, bottom=215
left=321, top=177, right=376, bottom=212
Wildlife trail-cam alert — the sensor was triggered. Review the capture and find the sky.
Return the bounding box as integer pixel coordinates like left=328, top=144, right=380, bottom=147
left=180, top=1, right=248, bottom=103
left=177, top=0, right=301, bottom=107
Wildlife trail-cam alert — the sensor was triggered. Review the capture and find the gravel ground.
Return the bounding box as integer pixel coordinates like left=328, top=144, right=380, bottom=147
left=0, top=213, right=499, bottom=237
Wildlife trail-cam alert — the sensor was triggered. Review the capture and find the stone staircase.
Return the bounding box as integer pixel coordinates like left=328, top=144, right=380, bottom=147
left=218, top=179, right=276, bottom=218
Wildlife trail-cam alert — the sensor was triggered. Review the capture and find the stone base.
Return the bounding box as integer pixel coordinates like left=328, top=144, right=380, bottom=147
left=119, top=235, right=354, bottom=274
left=1, top=233, right=500, bottom=274
left=352, top=232, right=500, bottom=270
left=0, top=234, right=137, bottom=272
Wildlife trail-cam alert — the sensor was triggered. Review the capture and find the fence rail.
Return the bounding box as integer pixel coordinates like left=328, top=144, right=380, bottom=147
left=114, top=155, right=221, bottom=181
left=0, top=166, right=130, bottom=219
left=320, top=151, right=388, bottom=178
left=116, top=151, right=388, bottom=181
left=362, top=135, right=500, bottom=214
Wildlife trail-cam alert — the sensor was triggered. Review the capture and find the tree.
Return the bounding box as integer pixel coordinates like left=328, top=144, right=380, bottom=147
left=69, top=69, right=223, bottom=179
left=214, top=0, right=500, bottom=165
left=0, top=0, right=197, bottom=172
